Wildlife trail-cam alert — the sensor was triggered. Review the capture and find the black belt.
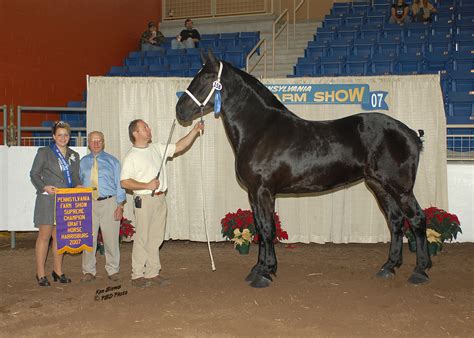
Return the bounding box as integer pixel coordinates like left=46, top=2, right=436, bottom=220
left=97, top=195, right=113, bottom=201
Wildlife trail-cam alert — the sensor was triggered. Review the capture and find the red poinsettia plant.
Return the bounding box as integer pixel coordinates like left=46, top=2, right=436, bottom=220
left=97, top=217, right=136, bottom=254
left=404, top=207, right=461, bottom=255
left=220, top=208, right=288, bottom=245
left=119, top=217, right=135, bottom=241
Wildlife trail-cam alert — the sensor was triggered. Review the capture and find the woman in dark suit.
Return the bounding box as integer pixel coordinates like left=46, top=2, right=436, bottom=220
left=30, top=121, right=81, bottom=286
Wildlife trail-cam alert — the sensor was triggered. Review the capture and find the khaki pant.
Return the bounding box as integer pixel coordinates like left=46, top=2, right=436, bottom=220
left=82, top=197, right=120, bottom=276
left=131, top=194, right=167, bottom=279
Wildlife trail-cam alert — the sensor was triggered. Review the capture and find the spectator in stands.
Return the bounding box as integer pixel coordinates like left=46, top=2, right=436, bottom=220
left=411, top=0, right=437, bottom=23
left=30, top=121, right=81, bottom=287
left=80, top=131, right=126, bottom=283
left=171, top=18, right=201, bottom=49
left=140, top=21, right=165, bottom=51
left=389, top=0, right=411, bottom=25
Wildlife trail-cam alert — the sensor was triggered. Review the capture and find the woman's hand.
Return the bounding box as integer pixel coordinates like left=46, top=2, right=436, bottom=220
left=43, top=185, right=56, bottom=195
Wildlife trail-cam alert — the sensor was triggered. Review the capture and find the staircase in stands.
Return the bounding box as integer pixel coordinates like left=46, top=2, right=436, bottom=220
left=248, top=21, right=321, bottom=79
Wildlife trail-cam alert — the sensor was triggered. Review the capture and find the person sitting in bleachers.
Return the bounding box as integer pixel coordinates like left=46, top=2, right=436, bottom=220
left=411, top=0, right=437, bottom=23
left=171, top=18, right=201, bottom=49
left=389, top=0, right=411, bottom=25
left=140, top=21, right=165, bottom=51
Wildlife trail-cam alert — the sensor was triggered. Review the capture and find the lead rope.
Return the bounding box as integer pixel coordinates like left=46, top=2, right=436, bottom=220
left=199, top=107, right=216, bottom=271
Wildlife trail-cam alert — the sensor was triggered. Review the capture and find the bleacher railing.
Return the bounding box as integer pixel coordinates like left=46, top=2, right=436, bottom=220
left=293, top=0, right=309, bottom=40
left=272, top=9, right=289, bottom=71
left=246, top=38, right=267, bottom=78
left=1, top=105, right=6, bottom=145
left=17, top=106, right=87, bottom=147
left=162, top=0, right=271, bottom=20
left=447, top=124, right=474, bottom=161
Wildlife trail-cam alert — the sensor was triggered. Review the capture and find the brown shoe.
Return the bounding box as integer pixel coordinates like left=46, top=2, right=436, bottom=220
left=131, top=277, right=151, bottom=288
left=146, top=275, right=170, bottom=287
left=107, top=273, right=121, bottom=282
left=80, top=273, right=96, bottom=283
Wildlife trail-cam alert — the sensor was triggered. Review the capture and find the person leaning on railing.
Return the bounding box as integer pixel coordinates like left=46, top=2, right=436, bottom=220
left=30, top=121, right=81, bottom=287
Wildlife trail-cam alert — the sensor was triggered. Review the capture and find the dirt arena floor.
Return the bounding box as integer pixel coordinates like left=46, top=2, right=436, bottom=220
left=0, top=232, right=473, bottom=337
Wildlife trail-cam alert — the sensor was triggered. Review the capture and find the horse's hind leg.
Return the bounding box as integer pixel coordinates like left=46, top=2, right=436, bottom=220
left=399, top=192, right=431, bottom=284
left=366, top=179, right=406, bottom=279
left=245, top=187, right=277, bottom=288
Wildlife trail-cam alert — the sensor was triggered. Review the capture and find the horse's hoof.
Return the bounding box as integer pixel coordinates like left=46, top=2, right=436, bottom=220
left=376, top=268, right=395, bottom=279
left=245, top=271, right=257, bottom=283
left=408, top=272, right=429, bottom=285
left=249, top=275, right=272, bottom=288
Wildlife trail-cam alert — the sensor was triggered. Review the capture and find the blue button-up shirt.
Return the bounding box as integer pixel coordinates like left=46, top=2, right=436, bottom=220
left=80, top=151, right=126, bottom=205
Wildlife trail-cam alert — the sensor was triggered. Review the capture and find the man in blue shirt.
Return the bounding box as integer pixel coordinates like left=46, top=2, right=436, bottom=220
left=80, top=131, right=126, bottom=282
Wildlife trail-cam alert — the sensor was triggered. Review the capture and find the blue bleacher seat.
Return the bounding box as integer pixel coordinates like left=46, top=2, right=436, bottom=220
left=428, top=34, right=453, bottom=52
left=143, top=56, right=163, bottom=66
left=431, top=21, right=454, bottom=36
left=406, top=22, right=429, bottom=38
left=67, top=101, right=85, bottom=107
left=372, top=3, right=390, bottom=13
left=345, top=15, right=365, bottom=26
left=447, top=92, right=474, bottom=116
left=403, top=36, right=426, bottom=54
left=331, top=3, right=351, bottom=16
left=239, top=32, right=259, bottom=46
left=329, top=39, right=353, bottom=56
left=129, top=51, right=145, bottom=59
left=351, top=3, right=369, bottom=15
left=450, top=71, right=474, bottom=91
left=324, top=15, right=344, bottom=28
left=146, top=50, right=164, bottom=57
left=452, top=50, right=474, bottom=71
left=125, top=57, right=142, bottom=66
left=127, top=65, right=148, bottom=76
left=338, top=28, right=358, bottom=40
left=306, top=41, right=328, bottom=58
left=370, top=54, right=395, bottom=74
left=223, top=51, right=245, bottom=68
left=395, top=53, right=424, bottom=74
left=424, top=51, right=452, bottom=71
left=345, top=55, right=369, bottom=75
left=199, top=39, right=218, bottom=49
left=108, top=66, right=127, bottom=76
left=294, top=63, right=318, bottom=77
left=201, top=34, right=219, bottom=40
left=320, top=55, right=345, bottom=76
left=377, top=37, right=401, bottom=55
left=218, top=39, right=237, bottom=48
left=315, top=27, right=337, bottom=42
left=359, top=24, right=381, bottom=39
left=353, top=37, right=376, bottom=57
left=166, top=69, right=188, bottom=77
left=383, top=24, right=405, bottom=40
left=455, top=35, right=474, bottom=52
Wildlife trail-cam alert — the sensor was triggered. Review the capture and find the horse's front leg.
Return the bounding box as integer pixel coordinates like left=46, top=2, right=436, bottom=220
left=245, top=187, right=277, bottom=288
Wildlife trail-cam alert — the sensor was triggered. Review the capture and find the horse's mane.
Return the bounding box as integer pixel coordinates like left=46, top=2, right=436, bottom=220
left=222, top=61, right=299, bottom=118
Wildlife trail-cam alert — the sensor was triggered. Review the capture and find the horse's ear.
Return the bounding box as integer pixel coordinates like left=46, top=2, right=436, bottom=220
left=200, top=48, right=207, bottom=65
left=208, top=49, right=217, bottom=63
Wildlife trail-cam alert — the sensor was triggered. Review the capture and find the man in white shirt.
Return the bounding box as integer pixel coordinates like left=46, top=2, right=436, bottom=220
left=120, top=119, right=203, bottom=288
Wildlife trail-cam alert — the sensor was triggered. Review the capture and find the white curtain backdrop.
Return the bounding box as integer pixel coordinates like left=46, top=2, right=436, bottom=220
left=87, top=74, right=448, bottom=243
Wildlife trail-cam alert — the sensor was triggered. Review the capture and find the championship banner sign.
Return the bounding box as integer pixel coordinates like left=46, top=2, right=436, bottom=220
left=266, top=84, right=389, bottom=110
left=55, top=188, right=93, bottom=254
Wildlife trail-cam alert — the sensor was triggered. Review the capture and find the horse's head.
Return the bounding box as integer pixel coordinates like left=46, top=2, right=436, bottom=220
left=176, top=50, right=223, bottom=122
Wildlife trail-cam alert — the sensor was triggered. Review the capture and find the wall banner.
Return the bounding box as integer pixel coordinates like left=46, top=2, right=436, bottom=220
left=266, top=84, right=389, bottom=110
left=55, top=188, right=93, bottom=254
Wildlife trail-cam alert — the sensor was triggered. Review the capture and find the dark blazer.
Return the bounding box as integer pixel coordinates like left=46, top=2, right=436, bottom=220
left=30, top=146, right=81, bottom=193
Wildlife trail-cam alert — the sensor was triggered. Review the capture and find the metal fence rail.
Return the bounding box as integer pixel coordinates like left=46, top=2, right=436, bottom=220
left=163, top=0, right=270, bottom=20
left=17, top=106, right=87, bottom=147
left=447, top=124, right=474, bottom=161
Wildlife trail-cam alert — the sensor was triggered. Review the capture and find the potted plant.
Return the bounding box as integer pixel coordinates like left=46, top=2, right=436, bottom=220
left=220, top=208, right=288, bottom=254
left=404, top=207, right=461, bottom=255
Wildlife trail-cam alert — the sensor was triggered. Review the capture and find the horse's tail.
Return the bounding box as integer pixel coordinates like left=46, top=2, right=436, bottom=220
left=417, top=129, right=425, bottom=152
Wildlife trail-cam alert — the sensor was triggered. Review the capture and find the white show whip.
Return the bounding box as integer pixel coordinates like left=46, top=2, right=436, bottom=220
left=199, top=113, right=216, bottom=271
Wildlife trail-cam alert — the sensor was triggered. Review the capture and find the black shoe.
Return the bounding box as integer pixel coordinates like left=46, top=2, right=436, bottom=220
left=52, top=271, right=72, bottom=283
left=36, top=275, right=51, bottom=287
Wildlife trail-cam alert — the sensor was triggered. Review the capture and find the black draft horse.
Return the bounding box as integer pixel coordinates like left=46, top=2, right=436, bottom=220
left=176, top=52, right=432, bottom=288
